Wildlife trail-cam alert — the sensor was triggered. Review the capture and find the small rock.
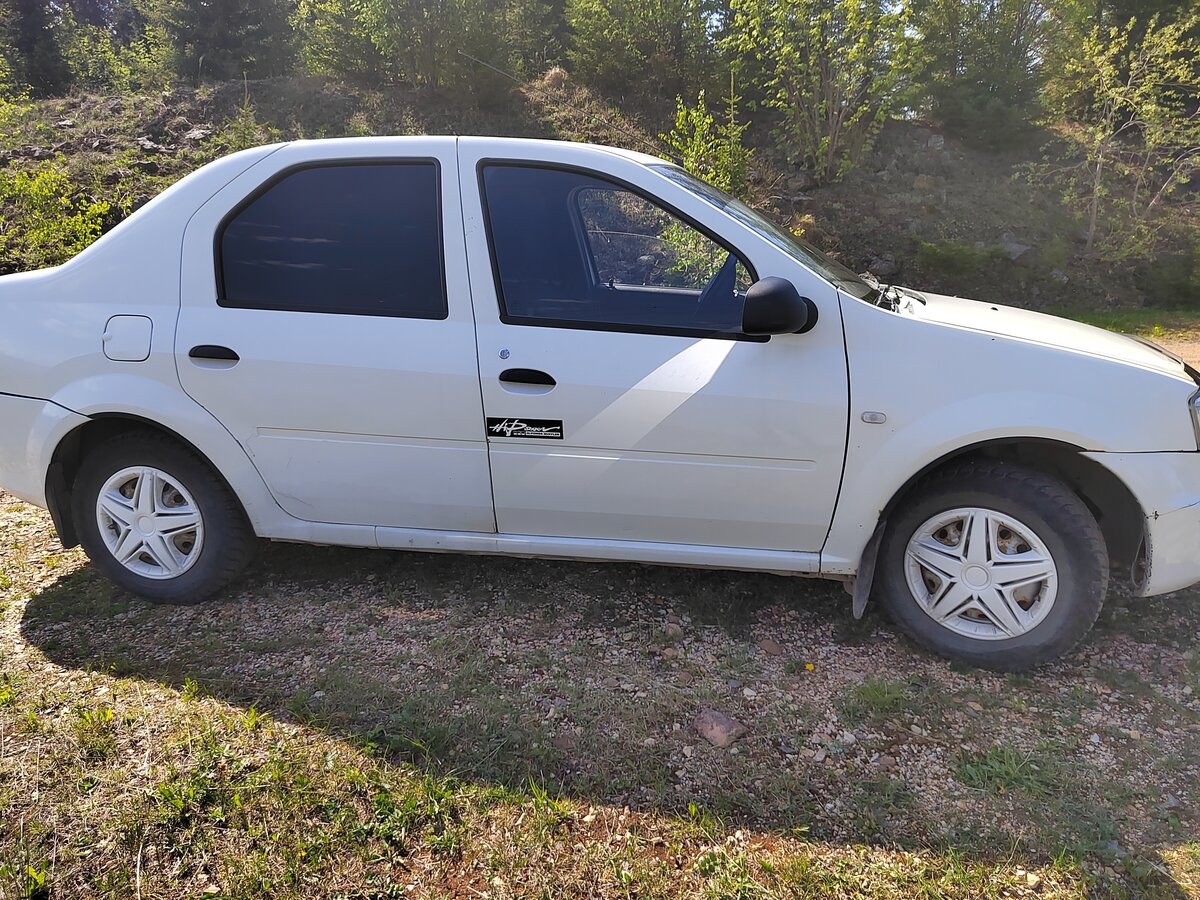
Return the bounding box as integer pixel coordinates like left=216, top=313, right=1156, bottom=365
left=311, top=690, right=326, bottom=699
left=840, top=730, right=857, bottom=745
left=868, top=255, right=900, bottom=278
left=814, top=748, right=827, bottom=762
left=136, top=136, right=169, bottom=153
left=182, top=126, right=213, bottom=143
left=742, top=687, right=757, bottom=700
left=694, top=709, right=747, bottom=748
left=757, top=638, right=784, bottom=657
left=1164, top=794, right=1181, bottom=809
left=663, top=622, right=684, bottom=642
left=130, top=159, right=160, bottom=174
left=661, top=646, right=678, bottom=659
left=787, top=172, right=817, bottom=193
left=550, top=734, right=576, bottom=751
left=967, top=701, right=983, bottom=712
left=926, top=133, right=945, bottom=150
left=999, top=232, right=1033, bottom=261
left=1089, top=733, right=1101, bottom=744
left=876, top=754, right=897, bottom=771
left=55, top=118, right=75, bottom=128
left=1025, top=872, right=1044, bottom=890
left=1050, top=268, right=1070, bottom=284
left=682, top=744, right=694, bottom=758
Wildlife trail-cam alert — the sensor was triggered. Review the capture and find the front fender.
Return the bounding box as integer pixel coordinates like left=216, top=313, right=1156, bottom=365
left=820, top=406, right=1095, bottom=574
left=823, top=297, right=1197, bottom=573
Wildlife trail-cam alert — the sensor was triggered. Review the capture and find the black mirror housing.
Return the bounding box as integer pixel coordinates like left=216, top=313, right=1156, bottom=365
left=742, top=277, right=816, bottom=335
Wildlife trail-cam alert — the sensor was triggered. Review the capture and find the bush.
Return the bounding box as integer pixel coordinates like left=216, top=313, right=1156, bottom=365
left=660, top=85, right=753, bottom=199
left=916, top=240, right=1002, bottom=282
left=1141, top=244, right=1200, bottom=309
left=0, top=165, right=109, bottom=273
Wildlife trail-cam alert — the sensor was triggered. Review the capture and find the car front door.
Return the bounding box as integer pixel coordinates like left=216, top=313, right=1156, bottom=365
left=458, top=140, right=849, bottom=553
left=175, top=139, right=494, bottom=532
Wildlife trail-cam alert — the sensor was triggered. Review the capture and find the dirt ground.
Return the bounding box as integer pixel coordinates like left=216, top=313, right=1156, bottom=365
left=2, top=482, right=1199, bottom=896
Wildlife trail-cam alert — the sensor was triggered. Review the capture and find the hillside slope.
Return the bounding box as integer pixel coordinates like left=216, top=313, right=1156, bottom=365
left=0, top=75, right=1179, bottom=310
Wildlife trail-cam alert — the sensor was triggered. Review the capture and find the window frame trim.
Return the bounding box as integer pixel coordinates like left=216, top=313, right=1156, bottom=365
left=477, top=159, right=766, bottom=343
left=213, top=157, right=450, bottom=320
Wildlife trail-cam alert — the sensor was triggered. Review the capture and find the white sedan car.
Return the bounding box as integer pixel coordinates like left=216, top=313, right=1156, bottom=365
left=1, top=136, right=1197, bottom=670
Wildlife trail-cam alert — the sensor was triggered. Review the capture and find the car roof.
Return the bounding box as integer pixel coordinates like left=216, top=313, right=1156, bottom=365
left=286, top=135, right=668, bottom=167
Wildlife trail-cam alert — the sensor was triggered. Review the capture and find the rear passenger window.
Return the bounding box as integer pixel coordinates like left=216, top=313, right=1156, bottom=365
left=218, top=163, right=446, bottom=319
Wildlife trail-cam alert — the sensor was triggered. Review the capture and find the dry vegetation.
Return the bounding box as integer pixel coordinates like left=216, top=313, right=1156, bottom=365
left=2, top=490, right=1199, bottom=898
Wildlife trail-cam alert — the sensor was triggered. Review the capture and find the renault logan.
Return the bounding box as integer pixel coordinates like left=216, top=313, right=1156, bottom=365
left=2, top=136, right=1198, bottom=670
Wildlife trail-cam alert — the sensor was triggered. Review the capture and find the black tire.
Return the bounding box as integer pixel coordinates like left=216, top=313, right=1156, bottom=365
left=875, top=459, right=1108, bottom=671
left=71, top=431, right=256, bottom=604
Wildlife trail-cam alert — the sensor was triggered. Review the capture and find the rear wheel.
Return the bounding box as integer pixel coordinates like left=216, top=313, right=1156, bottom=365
left=876, top=460, right=1108, bottom=670
left=72, top=432, right=255, bottom=603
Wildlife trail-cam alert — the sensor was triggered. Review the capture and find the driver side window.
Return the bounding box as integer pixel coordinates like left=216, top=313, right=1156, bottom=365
left=481, top=164, right=755, bottom=338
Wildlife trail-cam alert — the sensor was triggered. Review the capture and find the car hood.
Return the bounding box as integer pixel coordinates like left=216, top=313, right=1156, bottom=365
left=906, top=290, right=1193, bottom=381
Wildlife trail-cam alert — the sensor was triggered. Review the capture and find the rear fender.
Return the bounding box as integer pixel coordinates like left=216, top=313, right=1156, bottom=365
left=49, top=374, right=286, bottom=533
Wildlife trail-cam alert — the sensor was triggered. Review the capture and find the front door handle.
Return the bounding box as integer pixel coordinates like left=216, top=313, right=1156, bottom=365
left=500, top=368, right=555, bottom=386
left=189, top=344, right=240, bottom=361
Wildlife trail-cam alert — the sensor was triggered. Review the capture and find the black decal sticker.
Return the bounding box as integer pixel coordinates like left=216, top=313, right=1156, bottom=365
left=486, top=417, right=564, bottom=440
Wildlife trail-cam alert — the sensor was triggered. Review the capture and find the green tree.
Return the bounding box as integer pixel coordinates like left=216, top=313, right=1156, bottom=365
left=0, top=0, right=71, bottom=95
left=167, top=0, right=294, bottom=82
left=909, top=0, right=1049, bottom=146
left=1039, top=13, right=1200, bottom=259
left=566, top=0, right=716, bottom=102
left=292, top=0, right=386, bottom=80
left=727, top=0, right=914, bottom=183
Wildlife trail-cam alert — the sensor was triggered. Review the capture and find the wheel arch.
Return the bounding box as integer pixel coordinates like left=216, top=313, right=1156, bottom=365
left=45, top=413, right=271, bottom=548
left=874, top=437, right=1145, bottom=573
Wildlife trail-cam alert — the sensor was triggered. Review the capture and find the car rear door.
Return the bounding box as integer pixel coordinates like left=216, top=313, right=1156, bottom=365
left=175, top=138, right=495, bottom=533
left=458, top=139, right=849, bottom=553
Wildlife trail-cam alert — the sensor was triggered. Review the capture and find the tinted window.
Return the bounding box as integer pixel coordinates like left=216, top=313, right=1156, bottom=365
left=219, top=163, right=446, bottom=318
left=482, top=165, right=754, bottom=337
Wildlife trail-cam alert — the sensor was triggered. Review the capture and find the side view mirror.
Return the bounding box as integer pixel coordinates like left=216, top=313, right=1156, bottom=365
left=742, top=277, right=818, bottom=335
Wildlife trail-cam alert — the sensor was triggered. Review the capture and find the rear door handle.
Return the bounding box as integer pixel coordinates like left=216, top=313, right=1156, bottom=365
left=500, top=368, right=555, bottom=386
left=189, top=345, right=239, bottom=362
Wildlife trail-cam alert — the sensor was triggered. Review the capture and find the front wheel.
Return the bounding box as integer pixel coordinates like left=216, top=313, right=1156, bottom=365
left=72, top=431, right=256, bottom=604
left=875, top=460, right=1109, bottom=671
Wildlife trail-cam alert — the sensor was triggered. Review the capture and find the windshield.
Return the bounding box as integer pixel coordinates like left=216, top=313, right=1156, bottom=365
left=651, top=165, right=876, bottom=300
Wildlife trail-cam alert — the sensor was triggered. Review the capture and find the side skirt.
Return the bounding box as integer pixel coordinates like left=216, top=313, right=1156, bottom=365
left=263, top=520, right=826, bottom=577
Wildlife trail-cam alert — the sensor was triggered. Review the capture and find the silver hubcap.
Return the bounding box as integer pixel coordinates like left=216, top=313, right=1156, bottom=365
left=904, top=507, right=1058, bottom=640
left=95, top=466, right=204, bottom=580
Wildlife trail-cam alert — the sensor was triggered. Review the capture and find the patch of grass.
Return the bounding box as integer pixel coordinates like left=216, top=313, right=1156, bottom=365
left=847, top=776, right=915, bottom=842
left=71, top=703, right=116, bottom=758
left=0, top=674, right=16, bottom=707
left=955, top=743, right=1059, bottom=796
left=1051, top=306, right=1200, bottom=336
left=916, top=240, right=1005, bottom=281
left=839, top=677, right=917, bottom=724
